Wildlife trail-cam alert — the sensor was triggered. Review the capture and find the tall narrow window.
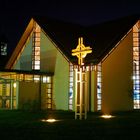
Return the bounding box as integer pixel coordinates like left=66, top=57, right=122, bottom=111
left=69, top=63, right=74, bottom=110
left=97, top=63, right=102, bottom=110
left=133, top=21, right=140, bottom=109
left=32, top=23, right=41, bottom=70
left=44, top=76, right=52, bottom=109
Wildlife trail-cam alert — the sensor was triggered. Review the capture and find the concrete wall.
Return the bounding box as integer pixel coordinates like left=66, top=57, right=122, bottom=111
left=86, top=70, right=97, bottom=112
left=53, top=52, right=69, bottom=110
left=102, top=31, right=133, bottom=114
left=40, top=31, right=57, bottom=73
left=18, top=81, right=39, bottom=109
left=18, top=81, right=53, bottom=110
left=41, top=31, right=69, bottom=110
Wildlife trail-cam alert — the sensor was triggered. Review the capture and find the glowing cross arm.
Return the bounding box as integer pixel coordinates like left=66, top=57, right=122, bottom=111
left=72, top=46, right=92, bottom=52
left=72, top=49, right=92, bottom=58
left=71, top=37, right=92, bottom=65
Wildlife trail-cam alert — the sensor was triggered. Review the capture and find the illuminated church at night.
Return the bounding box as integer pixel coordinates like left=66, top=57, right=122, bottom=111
left=0, top=15, right=140, bottom=114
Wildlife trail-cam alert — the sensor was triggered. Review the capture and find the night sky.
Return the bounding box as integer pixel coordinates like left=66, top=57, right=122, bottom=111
left=0, top=0, right=140, bottom=52
left=0, top=0, right=140, bottom=25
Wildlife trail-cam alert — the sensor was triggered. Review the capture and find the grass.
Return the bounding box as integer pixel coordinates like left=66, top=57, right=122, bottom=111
left=0, top=110, right=140, bottom=139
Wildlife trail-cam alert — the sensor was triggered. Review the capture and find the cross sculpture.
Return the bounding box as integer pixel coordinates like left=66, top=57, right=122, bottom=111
left=72, top=37, right=92, bottom=66
left=72, top=37, right=92, bottom=119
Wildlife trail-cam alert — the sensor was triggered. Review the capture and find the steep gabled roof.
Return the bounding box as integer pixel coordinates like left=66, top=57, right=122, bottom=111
left=5, top=18, right=34, bottom=69
left=33, top=16, right=87, bottom=62
left=4, top=15, right=140, bottom=69
left=33, top=15, right=140, bottom=64
left=86, top=15, right=140, bottom=63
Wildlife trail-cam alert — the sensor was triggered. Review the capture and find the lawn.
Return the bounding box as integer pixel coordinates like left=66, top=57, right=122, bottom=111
left=0, top=110, right=140, bottom=140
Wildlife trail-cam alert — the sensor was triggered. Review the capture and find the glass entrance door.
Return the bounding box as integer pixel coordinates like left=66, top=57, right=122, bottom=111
left=0, top=83, right=11, bottom=109
left=0, top=81, right=17, bottom=109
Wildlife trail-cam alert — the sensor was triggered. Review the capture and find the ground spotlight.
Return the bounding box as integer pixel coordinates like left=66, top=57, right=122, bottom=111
left=101, top=115, right=114, bottom=119
left=41, top=118, right=58, bottom=123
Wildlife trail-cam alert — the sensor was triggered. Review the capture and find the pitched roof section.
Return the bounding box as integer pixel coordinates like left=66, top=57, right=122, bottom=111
left=33, top=16, right=86, bottom=63
left=4, top=15, right=140, bottom=69
left=86, top=15, right=139, bottom=63
left=5, top=18, right=34, bottom=69
left=33, top=15, right=139, bottom=64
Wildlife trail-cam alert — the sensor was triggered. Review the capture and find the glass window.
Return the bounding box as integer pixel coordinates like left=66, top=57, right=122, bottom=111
left=69, top=63, right=74, bottom=110
left=97, top=63, right=102, bottom=111
left=32, top=23, right=41, bottom=70
left=46, top=77, right=51, bottom=83
left=13, top=100, right=16, bottom=109
left=5, top=100, right=10, bottom=108
left=34, top=75, right=40, bottom=82
left=0, top=84, right=2, bottom=96
left=25, top=75, right=33, bottom=81
left=133, top=22, right=140, bottom=109
left=6, top=84, right=10, bottom=96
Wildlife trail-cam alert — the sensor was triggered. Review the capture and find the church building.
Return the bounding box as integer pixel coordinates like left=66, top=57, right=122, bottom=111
left=0, top=15, right=140, bottom=114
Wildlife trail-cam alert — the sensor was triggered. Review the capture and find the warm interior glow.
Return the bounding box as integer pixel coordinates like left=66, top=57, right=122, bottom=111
left=32, top=23, right=41, bottom=70
left=101, top=115, right=113, bottom=119
left=13, top=83, right=16, bottom=88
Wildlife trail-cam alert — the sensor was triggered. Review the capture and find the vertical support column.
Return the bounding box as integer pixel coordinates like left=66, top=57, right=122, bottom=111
left=39, top=75, right=42, bottom=110
left=16, top=82, right=19, bottom=109
left=84, top=70, right=87, bottom=119
left=10, top=81, right=13, bottom=110
left=72, top=37, right=92, bottom=119
left=2, top=82, right=6, bottom=108
left=75, top=66, right=87, bottom=120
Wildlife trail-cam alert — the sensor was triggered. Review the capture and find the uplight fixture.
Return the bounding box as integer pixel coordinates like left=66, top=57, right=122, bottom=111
left=101, top=115, right=114, bottom=119
left=41, top=119, right=57, bottom=123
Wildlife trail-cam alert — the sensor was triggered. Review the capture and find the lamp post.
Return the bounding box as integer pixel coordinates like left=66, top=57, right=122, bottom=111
left=72, top=37, right=92, bottom=119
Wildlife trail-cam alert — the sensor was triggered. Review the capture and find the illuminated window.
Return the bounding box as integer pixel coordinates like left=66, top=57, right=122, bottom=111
left=0, top=82, right=17, bottom=109
left=0, top=73, right=53, bottom=110
left=6, top=84, right=10, bottom=96
left=0, top=100, right=2, bottom=108
left=69, top=63, right=74, bottom=110
left=33, top=75, right=40, bottom=82
left=133, top=21, right=140, bottom=109
left=45, top=77, right=52, bottom=109
left=97, top=63, right=102, bottom=110
left=0, top=84, right=2, bottom=96
left=13, top=100, right=16, bottom=109
left=32, top=23, right=41, bottom=70
left=25, top=74, right=33, bottom=81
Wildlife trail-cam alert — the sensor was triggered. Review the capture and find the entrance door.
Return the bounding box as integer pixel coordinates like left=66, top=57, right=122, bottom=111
left=0, top=83, right=11, bottom=109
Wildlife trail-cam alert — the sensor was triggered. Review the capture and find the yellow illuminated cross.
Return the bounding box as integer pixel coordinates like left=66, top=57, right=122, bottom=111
left=72, top=37, right=92, bottom=65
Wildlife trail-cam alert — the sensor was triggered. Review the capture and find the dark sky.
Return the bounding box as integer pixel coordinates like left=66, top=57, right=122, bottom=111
left=1, top=0, right=140, bottom=25
left=0, top=0, right=140, bottom=54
